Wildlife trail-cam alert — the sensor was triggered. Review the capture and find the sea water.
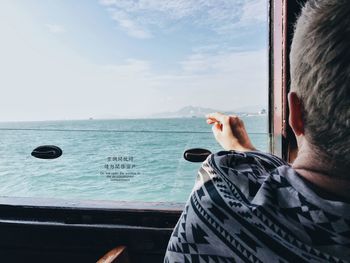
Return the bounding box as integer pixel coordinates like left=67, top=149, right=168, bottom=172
left=0, top=116, right=268, bottom=203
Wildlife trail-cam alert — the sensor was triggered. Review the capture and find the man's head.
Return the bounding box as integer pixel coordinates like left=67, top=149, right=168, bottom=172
left=289, top=0, right=350, bottom=169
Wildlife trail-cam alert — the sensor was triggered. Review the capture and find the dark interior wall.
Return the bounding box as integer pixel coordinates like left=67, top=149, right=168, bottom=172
left=285, top=0, right=308, bottom=161
left=286, top=0, right=308, bottom=81
left=286, top=1, right=308, bottom=48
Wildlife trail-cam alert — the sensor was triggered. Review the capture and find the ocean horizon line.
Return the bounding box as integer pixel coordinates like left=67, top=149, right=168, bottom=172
left=0, top=113, right=267, bottom=124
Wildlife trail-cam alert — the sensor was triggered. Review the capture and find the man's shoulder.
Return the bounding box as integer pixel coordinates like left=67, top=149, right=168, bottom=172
left=209, top=150, right=287, bottom=172
left=207, top=151, right=287, bottom=189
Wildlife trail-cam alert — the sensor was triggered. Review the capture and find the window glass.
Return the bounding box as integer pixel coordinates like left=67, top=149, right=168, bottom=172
left=0, top=0, right=268, bottom=203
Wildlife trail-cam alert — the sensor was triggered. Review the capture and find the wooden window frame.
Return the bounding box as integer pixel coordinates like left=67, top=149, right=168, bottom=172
left=269, top=0, right=287, bottom=158
left=270, top=0, right=303, bottom=161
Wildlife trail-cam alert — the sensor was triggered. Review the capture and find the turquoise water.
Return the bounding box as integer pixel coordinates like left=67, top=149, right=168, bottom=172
left=0, top=117, right=268, bottom=203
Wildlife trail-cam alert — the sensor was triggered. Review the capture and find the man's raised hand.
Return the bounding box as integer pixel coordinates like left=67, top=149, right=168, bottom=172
left=206, top=112, right=256, bottom=152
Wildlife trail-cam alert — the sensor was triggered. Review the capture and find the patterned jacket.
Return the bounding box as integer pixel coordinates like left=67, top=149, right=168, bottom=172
left=165, top=151, right=350, bottom=262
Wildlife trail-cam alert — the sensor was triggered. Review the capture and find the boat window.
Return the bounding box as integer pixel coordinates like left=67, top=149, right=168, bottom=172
left=0, top=0, right=269, bottom=203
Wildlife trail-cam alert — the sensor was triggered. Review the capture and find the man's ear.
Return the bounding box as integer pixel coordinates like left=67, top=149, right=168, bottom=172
left=288, top=92, right=304, bottom=136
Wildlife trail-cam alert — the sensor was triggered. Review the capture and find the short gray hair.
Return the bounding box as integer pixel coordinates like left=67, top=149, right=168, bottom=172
left=290, top=0, right=350, bottom=169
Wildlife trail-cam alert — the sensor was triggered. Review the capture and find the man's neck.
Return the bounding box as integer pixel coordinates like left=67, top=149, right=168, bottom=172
left=292, top=141, right=350, bottom=202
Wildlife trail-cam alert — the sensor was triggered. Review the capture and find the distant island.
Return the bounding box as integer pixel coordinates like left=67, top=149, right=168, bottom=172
left=149, top=105, right=267, bottom=119
left=85, top=105, right=267, bottom=120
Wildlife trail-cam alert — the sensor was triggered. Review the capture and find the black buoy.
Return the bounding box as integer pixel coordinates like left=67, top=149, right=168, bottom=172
left=31, top=145, right=63, bottom=159
left=183, top=148, right=212, bottom=162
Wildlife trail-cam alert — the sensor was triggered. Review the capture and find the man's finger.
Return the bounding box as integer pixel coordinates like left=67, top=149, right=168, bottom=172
left=206, top=119, right=216, bottom=124
left=206, top=112, right=230, bottom=125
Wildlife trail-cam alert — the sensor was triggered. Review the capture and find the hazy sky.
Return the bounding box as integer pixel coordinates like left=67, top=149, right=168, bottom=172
left=0, top=0, right=268, bottom=121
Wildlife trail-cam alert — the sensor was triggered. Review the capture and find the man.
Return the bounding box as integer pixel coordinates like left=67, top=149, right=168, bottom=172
left=165, top=0, right=350, bottom=262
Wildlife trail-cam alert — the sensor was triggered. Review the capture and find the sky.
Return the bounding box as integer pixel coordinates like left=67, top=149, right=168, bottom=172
left=0, top=0, right=268, bottom=121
